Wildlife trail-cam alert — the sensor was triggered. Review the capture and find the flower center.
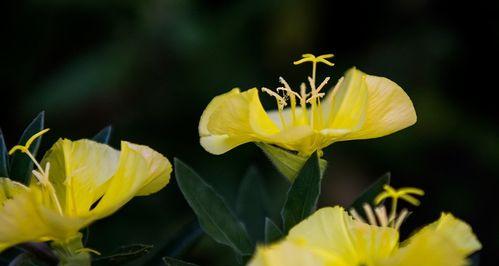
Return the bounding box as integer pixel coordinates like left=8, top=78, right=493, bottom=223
left=261, top=53, right=335, bottom=130
left=350, top=185, right=424, bottom=230
left=9, top=129, right=63, bottom=214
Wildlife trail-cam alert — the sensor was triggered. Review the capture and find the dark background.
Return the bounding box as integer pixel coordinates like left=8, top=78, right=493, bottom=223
left=2, top=0, right=498, bottom=265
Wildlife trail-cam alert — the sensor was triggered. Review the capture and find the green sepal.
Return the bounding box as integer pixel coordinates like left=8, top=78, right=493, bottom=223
left=0, top=129, right=9, bottom=177
left=281, top=152, right=323, bottom=233
left=51, top=233, right=91, bottom=266
left=92, top=125, right=112, bottom=144
left=350, top=172, right=391, bottom=217
left=264, top=218, right=283, bottom=244
left=175, top=158, right=253, bottom=256
left=9, top=112, right=45, bottom=184
left=256, top=143, right=327, bottom=182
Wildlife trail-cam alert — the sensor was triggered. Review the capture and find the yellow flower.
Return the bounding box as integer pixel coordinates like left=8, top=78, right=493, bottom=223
left=0, top=129, right=172, bottom=254
left=249, top=207, right=481, bottom=266
left=199, top=54, right=416, bottom=156
left=249, top=186, right=481, bottom=266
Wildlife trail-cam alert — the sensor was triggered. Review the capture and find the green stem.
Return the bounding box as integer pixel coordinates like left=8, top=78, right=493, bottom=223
left=51, top=233, right=91, bottom=266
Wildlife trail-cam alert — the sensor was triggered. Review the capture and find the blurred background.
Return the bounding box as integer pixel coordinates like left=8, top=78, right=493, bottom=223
left=2, top=0, right=498, bottom=265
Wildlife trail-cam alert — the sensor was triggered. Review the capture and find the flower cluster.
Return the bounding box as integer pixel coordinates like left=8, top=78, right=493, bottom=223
left=0, top=54, right=481, bottom=266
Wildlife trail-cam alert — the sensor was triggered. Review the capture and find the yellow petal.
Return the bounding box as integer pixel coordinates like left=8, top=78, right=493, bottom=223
left=38, top=139, right=120, bottom=216
left=89, top=141, right=171, bottom=220
left=199, top=88, right=240, bottom=136
left=287, top=206, right=399, bottom=265
left=382, top=213, right=481, bottom=266
left=199, top=88, right=280, bottom=154
left=286, top=206, right=359, bottom=265
left=339, top=73, right=416, bottom=141
left=0, top=185, right=81, bottom=252
left=423, top=213, right=481, bottom=256
left=327, top=68, right=368, bottom=132
left=350, top=221, right=399, bottom=264
left=1, top=178, right=29, bottom=204
left=248, top=241, right=327, bottom=266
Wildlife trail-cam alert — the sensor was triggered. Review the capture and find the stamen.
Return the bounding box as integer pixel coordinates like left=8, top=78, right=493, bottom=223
left=262, top=87, right=288, bottom=128
left=374, top=205, right=388, bottom=227
left=363, top=203, right=377, bottom=226
left=277, top=77, right=302, bottom=125
left=394, top=209, right=409, bottom=230
left=349, top=208, right=366, bottom=223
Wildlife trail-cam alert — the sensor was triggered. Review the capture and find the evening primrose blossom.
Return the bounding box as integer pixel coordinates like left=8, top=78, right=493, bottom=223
left=199, top=54, right=417, bottom=156
left=0, top=129, right=172, bottom=263
left=249, top=186, right=481, bottom=266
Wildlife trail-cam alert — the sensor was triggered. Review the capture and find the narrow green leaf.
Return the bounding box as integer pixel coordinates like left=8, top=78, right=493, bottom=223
left=9, top=112, right=45, bottom=184
left=163, top=257, right=199, bottom=266
left=281, top=152, right=322, bottom=232
left=256, top=143, right=327, bottom=182
left=175, top=158, right=253, bottom=256
left=0, top=129, right=9, bottom=177
left=94, top=244, right=153, bottom=265
left=236, top=166, right=266, bottom=241
left=92, top=125, right=112, bottom=144
left=264, top=218, right=283, bottom=244
left=350, top=172, right=391, bottom=216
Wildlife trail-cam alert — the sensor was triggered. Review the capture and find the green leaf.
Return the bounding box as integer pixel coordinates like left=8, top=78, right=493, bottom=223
left=281, top=152, right=322, bottom=232
left=0, top=129, right=9, bottom=177
left=350, top=172, right=391, bottom=216
left=94, top=244, right=153, bottom=265
left=163, top=257, right=199, bottom=266
left=236, top=166, right=267, bottom=241
left=264, top=218, right=282, bottom=244
left=175, top=158, right=253, bottom=256
left=92, top=125, right=112, bottom=144
left=9, top=112, right=45, bottom=184
left=256, top=143, right=327, bottom=182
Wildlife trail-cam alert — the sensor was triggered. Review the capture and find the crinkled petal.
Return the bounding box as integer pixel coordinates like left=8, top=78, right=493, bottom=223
left=420, top=213, right=481, bottom=256
left=286, top=206, right=359, bottom=264
left=248, top=241, right=327, bottom=266
left=38, top=139, right=120, bottom=216
left=381, top=213, right=481, bottom=266
left=199, top=88, right=280, bottom=154
left=89, top=141, right=171, bottom=220
left=326, top=68, right=368, bottom=132
left=288, top=206, right=399, bottom=265
left=0, top=182, right=82, bottom=252
left=339, top=74, right=416, bottom=141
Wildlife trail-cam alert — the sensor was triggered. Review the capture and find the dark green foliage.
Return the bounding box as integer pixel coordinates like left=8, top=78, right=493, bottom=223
left=175, top=159, right=253, bottom=256
left=350, top=172, right=391, bottom=217
left=236, top=166, right=267, bottom=242
left=264, top=218, right=282, bottom=244
left=0, top=129, right=9, bottom=177
left=281, top=152, right=322, bottom=233
left=92, top=125, right=113, bottom=144
left=9, top=112, right=45, bottom=184
left=94, top=244, right=153, bottom=265
left=163, top=257, right=199, bottom=266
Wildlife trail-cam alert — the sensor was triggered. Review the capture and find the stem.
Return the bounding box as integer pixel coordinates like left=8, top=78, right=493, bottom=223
left=51, top=233, right=91, bottom=266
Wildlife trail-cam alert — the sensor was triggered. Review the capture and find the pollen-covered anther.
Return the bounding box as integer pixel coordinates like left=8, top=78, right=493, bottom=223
left=261, top=87, right=287, bottom=109
left=306, top=76, right=330, bottom=103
